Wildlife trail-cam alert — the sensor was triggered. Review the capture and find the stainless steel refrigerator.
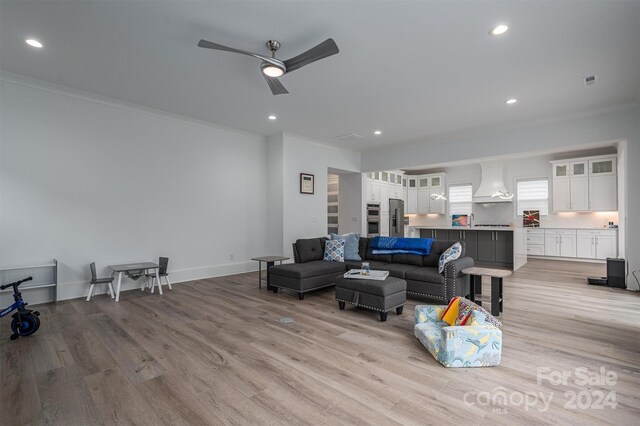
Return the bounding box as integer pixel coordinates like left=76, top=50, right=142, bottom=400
left=389, top=198, right=405, bottom=237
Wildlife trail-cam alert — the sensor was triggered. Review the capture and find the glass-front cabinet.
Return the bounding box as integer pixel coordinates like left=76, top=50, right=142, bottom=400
left=553, top=163, right=569, bottom=178
left=589, top=158, right=616, bottom=176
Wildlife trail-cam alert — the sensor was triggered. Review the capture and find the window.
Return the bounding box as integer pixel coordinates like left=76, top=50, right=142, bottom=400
left=517, top=178, right=549, bottom=215
left=449, top=184, right=473, bottom=216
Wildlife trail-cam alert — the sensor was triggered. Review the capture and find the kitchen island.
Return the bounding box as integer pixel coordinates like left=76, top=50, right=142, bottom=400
left=413, top=226, right=527, bottom=270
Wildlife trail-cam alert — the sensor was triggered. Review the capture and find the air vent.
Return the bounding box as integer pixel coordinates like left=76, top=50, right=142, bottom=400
left=582, top=75, right=597, bottom=86
left=333, top=133, right=363, bottom=143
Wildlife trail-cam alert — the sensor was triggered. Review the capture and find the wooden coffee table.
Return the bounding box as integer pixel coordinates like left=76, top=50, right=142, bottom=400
left=462, top=267, right=511, bottom=316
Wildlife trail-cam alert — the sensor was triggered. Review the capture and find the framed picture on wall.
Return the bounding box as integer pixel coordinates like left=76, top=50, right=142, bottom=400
left=300, top=173, right=314, bottom=194
left=523, top=210, right=540, bottom=227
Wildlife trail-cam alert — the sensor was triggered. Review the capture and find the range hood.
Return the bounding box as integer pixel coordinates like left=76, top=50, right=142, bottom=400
left=473, top=162, right=514, bottom=203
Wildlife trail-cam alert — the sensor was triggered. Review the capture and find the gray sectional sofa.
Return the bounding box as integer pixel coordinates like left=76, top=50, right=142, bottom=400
left=269, top=237, right=474, bottom=301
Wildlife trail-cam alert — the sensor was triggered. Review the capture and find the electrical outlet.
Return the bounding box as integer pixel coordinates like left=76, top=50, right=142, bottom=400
left=229, top=254, right=235, bottom=261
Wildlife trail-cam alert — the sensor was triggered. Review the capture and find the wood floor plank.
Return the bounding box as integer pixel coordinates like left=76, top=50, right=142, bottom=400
left=83, top=367, right=163, bottom=425
left=36, top=366, right=101, bottom=425
left=0, top=339, right=44, bottom=426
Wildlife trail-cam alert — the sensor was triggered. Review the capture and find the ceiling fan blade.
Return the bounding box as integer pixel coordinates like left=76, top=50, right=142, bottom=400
left=283, top=38, right=339, bottom=73
left=262, top=73, right=289, bottom=95
left=197, top=39, right=283, bottom=67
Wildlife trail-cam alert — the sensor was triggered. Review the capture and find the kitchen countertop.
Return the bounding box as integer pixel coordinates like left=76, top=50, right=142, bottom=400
left=524, top=227, right=618, bottom=231
left=411, top=226, right=516, bottom=231
left=410, top=226, right=617, bottom=231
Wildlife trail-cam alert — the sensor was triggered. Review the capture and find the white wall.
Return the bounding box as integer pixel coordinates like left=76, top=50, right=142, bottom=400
left=338, top=173, right=363, bottom=235
left=0, top=76, right=268, bottom=303
left=266, top=133, right=284, bottom=255
left=365, top=106, right=639, bottom=289
left=275, top=133, right=361, bottom=259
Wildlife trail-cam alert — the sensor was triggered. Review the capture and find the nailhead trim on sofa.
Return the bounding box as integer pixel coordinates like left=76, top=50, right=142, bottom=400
left=407, top=290, right=447, bottom=300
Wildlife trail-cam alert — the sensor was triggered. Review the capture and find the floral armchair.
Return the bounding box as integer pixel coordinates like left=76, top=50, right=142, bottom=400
left=414, top=304, right=502, bottom=368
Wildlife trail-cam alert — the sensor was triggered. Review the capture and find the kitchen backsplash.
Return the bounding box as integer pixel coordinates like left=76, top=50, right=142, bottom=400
left=408, top=207, right=618, bottom=229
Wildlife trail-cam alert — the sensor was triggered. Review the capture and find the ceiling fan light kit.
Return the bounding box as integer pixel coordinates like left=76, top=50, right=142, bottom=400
left=197, top=37, right=339, bottom=95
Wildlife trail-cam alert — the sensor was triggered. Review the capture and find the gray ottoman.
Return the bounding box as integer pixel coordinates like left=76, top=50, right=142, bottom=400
left=335, top=276, right=407, bottom=321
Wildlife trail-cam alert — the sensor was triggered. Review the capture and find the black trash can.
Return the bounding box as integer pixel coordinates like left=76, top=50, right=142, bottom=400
left=607, top=258, right=626, bottom=289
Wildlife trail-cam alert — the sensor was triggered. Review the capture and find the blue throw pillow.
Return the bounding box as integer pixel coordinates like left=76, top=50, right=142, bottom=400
left=323, top=239, right=345, bottom=262
left=330, top=233, right=361, bottom=261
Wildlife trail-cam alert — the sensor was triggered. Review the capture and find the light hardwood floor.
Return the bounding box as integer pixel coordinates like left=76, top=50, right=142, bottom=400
left=1, top=259, right=639, bottom=425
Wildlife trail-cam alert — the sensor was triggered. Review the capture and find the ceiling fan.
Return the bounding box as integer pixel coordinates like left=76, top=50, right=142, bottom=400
left=197, top=38, right=339, bottom=95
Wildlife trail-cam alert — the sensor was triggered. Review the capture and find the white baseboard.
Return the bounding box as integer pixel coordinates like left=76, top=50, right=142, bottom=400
left=1, top=261, right=258, bottom=306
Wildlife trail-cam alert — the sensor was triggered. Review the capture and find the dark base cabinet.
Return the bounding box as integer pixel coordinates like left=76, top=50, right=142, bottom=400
left=419, top=229, right=450, bottom=240
left=449, top=229, right=477, bottom=261
left=418, top=228, right=512, bottom=268
left=475, top=230, right=513, bottom=268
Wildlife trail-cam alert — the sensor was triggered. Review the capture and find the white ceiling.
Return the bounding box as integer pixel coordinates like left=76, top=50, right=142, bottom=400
left=1, top=1, right=639, bottom=151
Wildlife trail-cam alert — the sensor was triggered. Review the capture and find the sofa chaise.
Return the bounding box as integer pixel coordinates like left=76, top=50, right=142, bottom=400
left=268, top=237, right=474, bottom=301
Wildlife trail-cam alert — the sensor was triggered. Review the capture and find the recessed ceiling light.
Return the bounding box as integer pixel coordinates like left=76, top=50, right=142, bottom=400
left=374, top=130, right=382, bottom=135
left=268, top=115, right=277, bottom=120
left=505, top=98, right=517, bottom=104
left=24, top=38, right=43, bottom=48
left=490, top=24, right=509, bottom=36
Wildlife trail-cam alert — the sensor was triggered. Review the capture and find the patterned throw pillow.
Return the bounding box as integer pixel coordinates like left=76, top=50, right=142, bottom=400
left=457, top=297, right=502, bottom=328
left=454, top=301, right=474, bottom=326
left=464, top=310, right=486, bottom=326
left=323, top=239, right=345, bottom=262
left=441, top=297, right=460, bottom=326
left=438, top=242, right=462, bottom=273
left=330, top=233, right=361, bottom=261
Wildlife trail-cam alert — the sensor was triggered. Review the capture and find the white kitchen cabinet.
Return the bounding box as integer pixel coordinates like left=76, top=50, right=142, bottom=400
left=553, top=179, right=571, bottom=211
left=428, top=188, right=446, bottom=214
left=402, top=177, right=408, bottom=205
left=380, top=183, right=389, bottom=212
left=589, top=158, right=616, bottom=176
left=560, top=233, right=576, bottom=257
left=576, top=233, right=595, bottom=258
left=569, top=177, right=589, bottom=211
left=551, top=155, right=617, bottom=212
left=589, top=175, right=617, bottom=211
left=553, top=163, right=569, bottom=179
left=415, top=173, right=446, bottom=214
left=417, top=188, right=430, bottom=214
left=576, top=230, right=618, bottom=259
left=544, top=234, right=560, bottom=257
left=365, top=180, right=381, bottom=203
left=407, top=178, right=418, bottom=214
left=526, top=228, right=545, bottom=256
left=544, top=230, right=576, bottom=258
left=595, top=233, right=617, bottom=259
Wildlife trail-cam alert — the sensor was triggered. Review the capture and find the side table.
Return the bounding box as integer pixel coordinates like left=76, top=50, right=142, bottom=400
left=251, top=256, right=289, bottom=290
left=462, top=267, right=511, bottom=316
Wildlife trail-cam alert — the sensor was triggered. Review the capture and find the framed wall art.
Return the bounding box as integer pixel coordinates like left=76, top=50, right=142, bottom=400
left=300, top=173, right=314, bottom=194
